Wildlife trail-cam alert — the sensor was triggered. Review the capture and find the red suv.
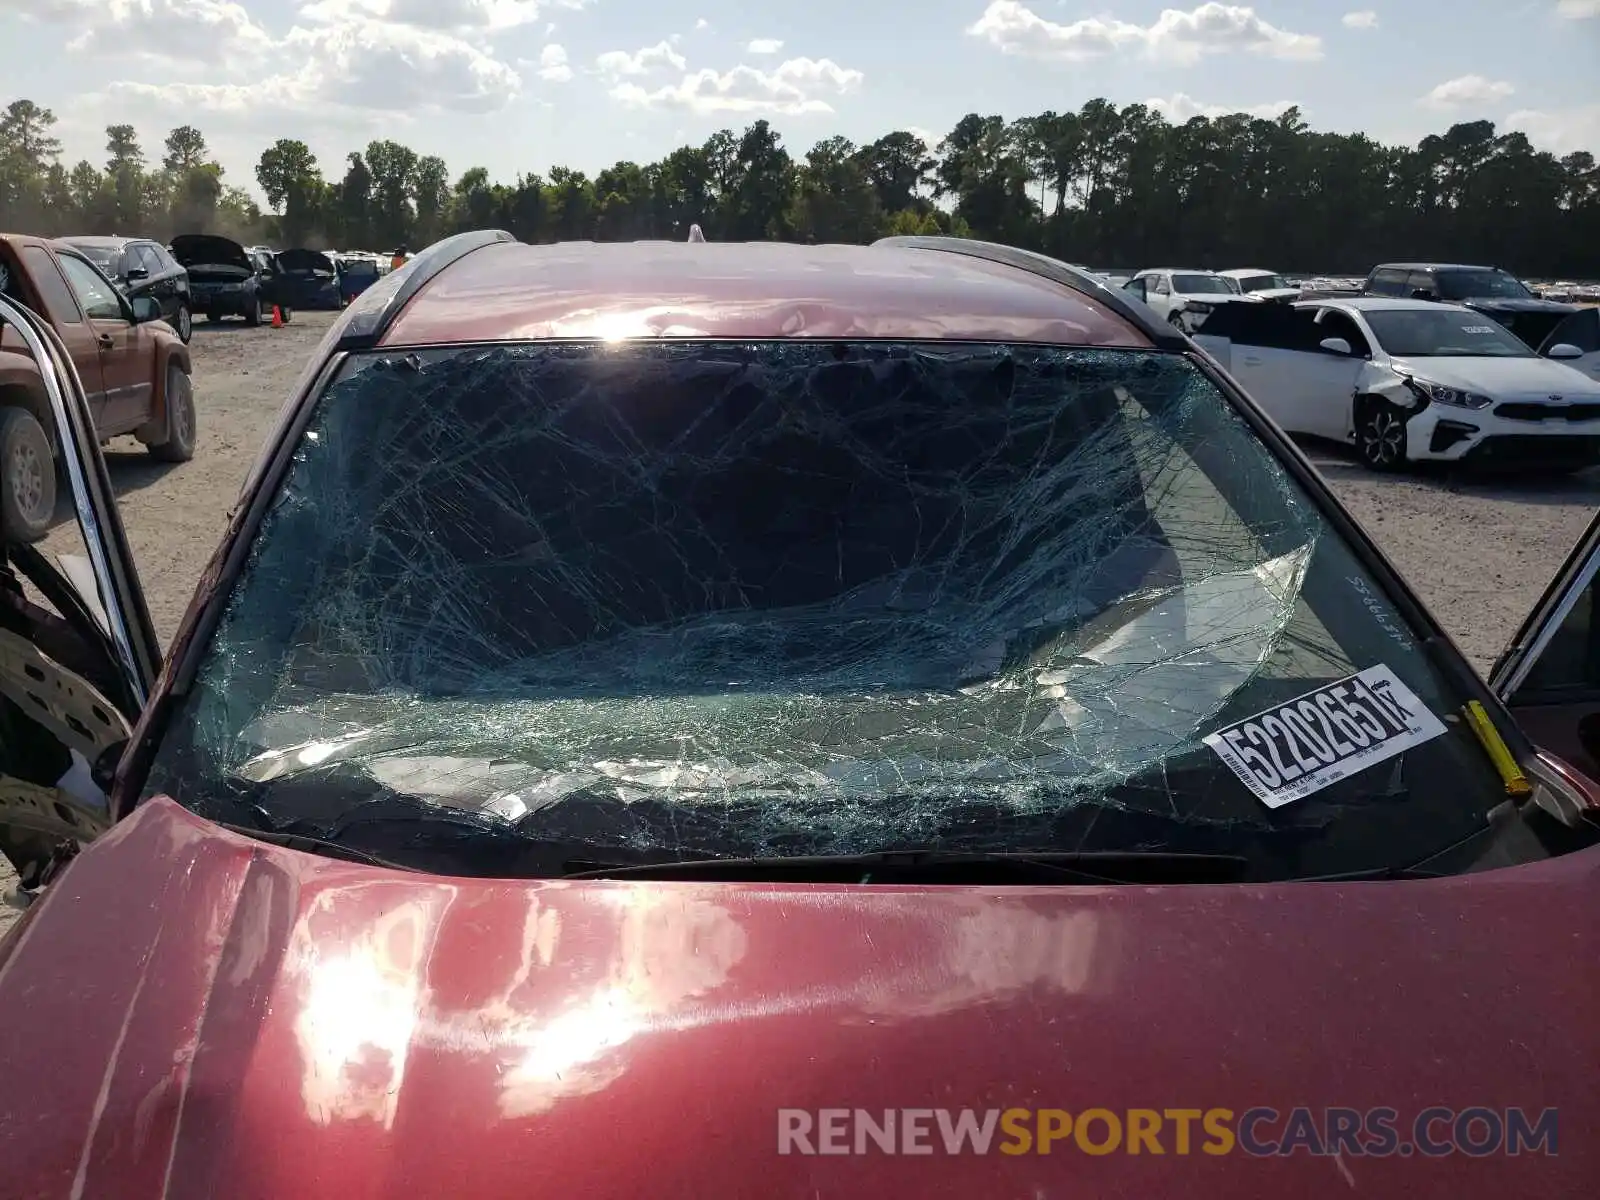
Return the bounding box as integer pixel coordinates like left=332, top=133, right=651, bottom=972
left=0, top=233, right=1594, bottom=1197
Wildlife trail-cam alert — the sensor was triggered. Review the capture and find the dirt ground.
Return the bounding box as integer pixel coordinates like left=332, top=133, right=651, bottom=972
left=3, top=314, right=1598, bottom=925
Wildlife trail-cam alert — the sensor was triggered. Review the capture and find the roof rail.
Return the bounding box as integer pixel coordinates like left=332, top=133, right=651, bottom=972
left=872, top=235, right=1189, bottom=351
left=336, top=228, right=517, bottom=351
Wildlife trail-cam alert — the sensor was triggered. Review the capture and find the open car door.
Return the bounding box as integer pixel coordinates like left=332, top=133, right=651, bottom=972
left=0, top=294, right=160, bottom=906
left=1490, top=509, right=1600, bottom=804
left=1537, top=307, right=1600, bottom=383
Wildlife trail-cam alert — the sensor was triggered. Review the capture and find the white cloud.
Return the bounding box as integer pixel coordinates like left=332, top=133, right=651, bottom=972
left=596, top=40, right=688, bottom=78
left=66, top=0, right=274, bottom=64
left=747, top=38, right=783, bottom=54
left=1507, top=104, right=1600, bottom=154
left=1555, top=0, right=1599, bottom=18
left=537, top=43, right=571, bottom=82
left=112, top=16, right=523, bottom=118
left=0, top=0, right=99, bottom=19
left=966, top=1, right=1321, bottom=64
left=295, top=0, right=589, bottom=33
left=1341, top=10, right=1378, bottom=29
left=1420, top=74, right=1516, bottom=110
left=694, top=16, right=708, bottom=29
left=1147, top=93, right=1299, bottom=121
left=610, top=57, right=864, bottom=116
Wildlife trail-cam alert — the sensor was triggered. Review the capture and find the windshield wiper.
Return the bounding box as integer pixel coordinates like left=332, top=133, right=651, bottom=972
left=561, top=849, right=1251, bottom=885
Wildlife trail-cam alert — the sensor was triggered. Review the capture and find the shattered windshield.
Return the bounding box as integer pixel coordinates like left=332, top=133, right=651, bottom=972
left=144, top=341, right=1508, bottom=878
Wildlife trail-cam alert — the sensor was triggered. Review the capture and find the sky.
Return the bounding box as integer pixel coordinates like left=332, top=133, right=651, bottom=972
left=2, top=0, right=1597, bottom=202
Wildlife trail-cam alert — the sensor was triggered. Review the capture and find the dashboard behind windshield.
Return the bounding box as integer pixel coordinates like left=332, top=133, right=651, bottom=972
left=143, top=341, right=1510, bottom=879
left=1364, top=309, right=1533, bottom=357
left=1174, top=275, right=1235, bottom=295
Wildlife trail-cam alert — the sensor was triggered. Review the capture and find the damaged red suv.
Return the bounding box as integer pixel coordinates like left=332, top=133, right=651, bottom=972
left=0, top=233, right=1595, bottom=1197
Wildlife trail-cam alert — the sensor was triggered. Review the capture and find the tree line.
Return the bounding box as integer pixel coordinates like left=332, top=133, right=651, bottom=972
left=2, top=96, right=1597, bottom=277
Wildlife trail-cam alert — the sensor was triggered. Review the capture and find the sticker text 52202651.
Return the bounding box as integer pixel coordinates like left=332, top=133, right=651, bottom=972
left=1202, top=665, right=1448, bottom=809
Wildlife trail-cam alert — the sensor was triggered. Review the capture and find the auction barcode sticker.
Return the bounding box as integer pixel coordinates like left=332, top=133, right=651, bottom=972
left=1203, top=665, right=1447, bottom=809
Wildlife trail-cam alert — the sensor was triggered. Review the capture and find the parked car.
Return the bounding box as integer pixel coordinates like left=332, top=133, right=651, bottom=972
left=1193, top=296, right=1600, bottom=471
left=0, top=234, right=1597, bottom=1197
left=0, top=233, right=195, bottom=539
left=1361, top=263, right=1578, bottom=351
left=56, top=235, right=194, bottom=344
left=276, top=248, right=344, bottom=310
left=169, top=233, right=293, bottom=326
left=1121, top=268, right=1241, bottom=331
left=1218, top=268, right=1302, bottom=303
left=335, top=253, right=382, bottom=304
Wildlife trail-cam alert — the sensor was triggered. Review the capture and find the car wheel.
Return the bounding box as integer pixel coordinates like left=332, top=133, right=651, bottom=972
left=0, top=408, right=56, bottom=544
left=1356, top=398, right=1409, bottom=471
left=245, top=295, right=264, bottom=327
left=146, top=365, right=196, bottom=463
left=1167, top=311, right=1187, bottom=330
left=172, top=303, right=193, bottom=344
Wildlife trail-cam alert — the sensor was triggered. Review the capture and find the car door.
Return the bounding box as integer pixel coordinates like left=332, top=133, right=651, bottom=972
left=54, top=251, right=152, bottom=436
left=1491, top=511, right=1600, bottom=795
left=1147, top=273, right=1173, bottom=319
left=12, top=244, right=108, bottom=426
left=130, top=243, right=175, bottom=320
left=1249, top=307, right=1365, bottom=440
left=1216, top=305, right=1363, bottom=438
left=1539, top=308, right=1600, bottom=382
left=0, top=287, right=160, bottom=899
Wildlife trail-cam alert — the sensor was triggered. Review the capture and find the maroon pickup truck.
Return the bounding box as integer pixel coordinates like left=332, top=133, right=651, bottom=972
left=0, top=233, right=195, bottom=542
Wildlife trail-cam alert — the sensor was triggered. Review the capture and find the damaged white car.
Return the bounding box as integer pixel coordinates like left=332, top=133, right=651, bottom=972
left=1194, top=297, right=1600, bottom=472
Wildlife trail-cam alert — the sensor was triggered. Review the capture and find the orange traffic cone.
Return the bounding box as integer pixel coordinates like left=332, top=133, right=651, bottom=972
left=271, top=305, right=284, bottom=329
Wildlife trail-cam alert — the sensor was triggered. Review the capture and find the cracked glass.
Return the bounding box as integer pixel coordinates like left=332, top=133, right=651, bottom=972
left=143, top=341, right=1508, bottom=877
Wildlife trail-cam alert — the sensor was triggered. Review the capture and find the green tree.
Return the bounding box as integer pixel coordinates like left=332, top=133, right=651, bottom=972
left=413, top=155, right=449, bottom=245
left=364, top=139, right=419, bottom=249
left=338, top=152, right=374, bottom=248
left=257, top=138, right=322, bottom=246
left=792, top=136, right=881, bottom=244
left=0, top=100, right=63, bottom=229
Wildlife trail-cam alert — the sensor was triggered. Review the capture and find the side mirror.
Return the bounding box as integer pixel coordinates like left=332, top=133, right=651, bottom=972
left=1410, top=288, right=1437, bottom=301
left=1319, top=337, right=1354, bottom=356
left=130, top=296, right=161, bottom=323
left=1547, top=343, right=1584, bottom=360
left=124, top=267, right=149, bottom=282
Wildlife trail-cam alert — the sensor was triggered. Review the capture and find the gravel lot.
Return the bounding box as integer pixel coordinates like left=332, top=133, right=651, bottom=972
left=3, top=313, right=1597, bottom=926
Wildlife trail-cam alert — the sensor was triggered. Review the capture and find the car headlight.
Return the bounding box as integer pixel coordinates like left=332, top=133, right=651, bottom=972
left=1408, top=379, right=1493, bottom=410
left=1185, top=301, right=1214, bottom=315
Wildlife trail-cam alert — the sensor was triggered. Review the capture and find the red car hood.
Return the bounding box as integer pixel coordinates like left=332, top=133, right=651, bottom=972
left=0, top=798, right=1592, bottom=1198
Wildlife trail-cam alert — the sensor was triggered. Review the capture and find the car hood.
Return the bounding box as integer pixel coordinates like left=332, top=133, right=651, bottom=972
left=1241, top=288, right=1303, bottom=303
left=1460, top=296, right=1580, bottom=315
left=170, top=234, right=252, bottom=272
left=279, top=248, right=337, bottom=276
left=1389, top=354, right=1600, bottom=397
left=0, top=798, right=1591, bottom=1197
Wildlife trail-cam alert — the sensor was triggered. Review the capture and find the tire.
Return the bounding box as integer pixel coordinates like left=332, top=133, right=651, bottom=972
left=0, top=407, right=56, bottom=544
left=1356, top=397, right=1409, bottom=471
left=146, top=365, right=196, bottom=463
left=245, top=294, right=264, bottom=327
left=280, top=305, right=293, bottom=325
left=171, top=302, right=193, bottom=344
left=1167, top=311, right=1187, bottom=331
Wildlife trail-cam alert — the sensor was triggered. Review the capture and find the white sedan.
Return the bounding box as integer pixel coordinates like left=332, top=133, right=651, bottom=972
left=1194, top=297, right=1600, bottom=471
left=1122, top=269, right=1241, bottom=332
